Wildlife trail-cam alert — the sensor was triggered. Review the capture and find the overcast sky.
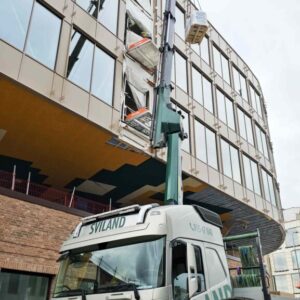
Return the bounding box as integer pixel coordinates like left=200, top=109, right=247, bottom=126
left=201, top=0, right=300, bottom=208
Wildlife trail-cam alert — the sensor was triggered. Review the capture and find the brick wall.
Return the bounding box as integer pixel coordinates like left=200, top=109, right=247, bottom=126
left=0, top=194, right=81, bottom=275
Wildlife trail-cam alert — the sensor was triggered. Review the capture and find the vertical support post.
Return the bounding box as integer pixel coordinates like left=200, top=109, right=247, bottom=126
left=11, top=165, right=16, bottom=191
left=69, top=187, right=76, bottom=208
left=109, top=198, right=112, bottom=211
left=26, top=172, right=31, bottom=195
left=256, top=229, right=271, bottom=300
left=165, top=133, right=183, bottom=205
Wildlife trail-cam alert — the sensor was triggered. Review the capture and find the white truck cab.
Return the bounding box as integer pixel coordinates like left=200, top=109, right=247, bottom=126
left=52, top=204, right=233, bottom=300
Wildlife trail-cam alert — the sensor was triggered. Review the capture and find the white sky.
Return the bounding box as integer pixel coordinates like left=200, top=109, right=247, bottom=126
left=201, top=0, right=300, bottom=208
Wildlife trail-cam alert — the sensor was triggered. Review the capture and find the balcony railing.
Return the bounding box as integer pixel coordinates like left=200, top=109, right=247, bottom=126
left=0, top=169, right=108, bottom=214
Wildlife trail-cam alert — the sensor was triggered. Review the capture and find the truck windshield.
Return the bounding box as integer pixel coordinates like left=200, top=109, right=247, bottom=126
left=53, top=236, right=165, bottom=298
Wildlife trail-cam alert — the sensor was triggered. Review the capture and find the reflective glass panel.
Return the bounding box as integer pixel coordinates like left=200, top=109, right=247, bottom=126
left=0, top=0, right=33, bottom=50
left=76, top=0, right=98, bottom=17
left=67, top=31, right=94, bottom=91
left=231, top=146, right=241, bottom=183
left=221, top=55, right=230, bottom=84
left=292, top=250, right=300, bottom=270
left=262, top=169, right=271, bottom=202
left=273, top=253, right=288, bottom=272
left=206, top=128, right=218, bottom=169
left=213, top=46, right=222, bottom=76
left=238, top=109, right=247, bottom=140
left=200, top=36, right=209, bottom=65
left=245, top=114, right=254, bottom=144
left=240, top=75, right=248, bottom=101
left=195, top=121, right=207, bottom=163
left=217, top=90, right=226, bottom=124
left=292, top=274, right=300, bottom=294
left=181, top=109, right=190, bottom=152
left=175, top=52, right=187, bottom=92
left=275, top=275, right=290, bottom=293
left=192, top=67, right=202, bottom=104
left=225, top=96, right=235, bottom=130
left=267, top=174, right=276, bottom=205
left=286, top=227, right=300, bottom=247
left=92, top=47, right=115, bottom=105
left=99, top=0, right=118, bottom=34
left=175, top=6, right=185, bottom=40
left=250, top=160, right=261, bottom=195
left=0, top=271, right=49, bottom=300
left=202, top=76, right=213, bottom=113
left=255, top=125, right=263, bottom=154
left=221, top=139, right=232, bottom=178
left=25, top=2, right=61, bottom=69
left=243, top=155, right=253, bottom=191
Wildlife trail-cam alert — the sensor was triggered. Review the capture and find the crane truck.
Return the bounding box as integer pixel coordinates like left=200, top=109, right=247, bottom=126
left=52, top=1, right=287, bottom=300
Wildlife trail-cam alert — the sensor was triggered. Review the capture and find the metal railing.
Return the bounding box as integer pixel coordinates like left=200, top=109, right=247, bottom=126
left=0, top=169, right=109, bottom=214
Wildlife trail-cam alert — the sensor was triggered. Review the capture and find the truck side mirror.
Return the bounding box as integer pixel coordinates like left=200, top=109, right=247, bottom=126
left=187, top=244, right=198, bottom=297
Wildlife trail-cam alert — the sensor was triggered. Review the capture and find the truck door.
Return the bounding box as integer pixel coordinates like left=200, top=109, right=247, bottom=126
left=171, top=240, right=209, bottom=300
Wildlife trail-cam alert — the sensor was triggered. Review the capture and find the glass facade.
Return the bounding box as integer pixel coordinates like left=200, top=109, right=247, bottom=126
left=221, top=139, right=241, bottom=183
left=286, top=228, right=300, bottom=248
left=195, top=121, right=218, bottom=169
left=174, top=51, right=188, bottom=92
left=243, top=154, right=261, bottom=195
left=274, top=275, right=290, bottom=293
left=292, top=250, right=300, bottom=270
left=255, top=125, right=269, bottom=159
left=0, top=271, right=49, bottom=300
left=25, top=2, right=61, bottom=69
left=216, top=90, right=235, bottom=130
left=237, top=108, right=254, bottom=144
left=261, top=169, right=276, bottom=205
left=175, top=6, right=185, bottom=40
left=213, top=46, right=230, bottom=84
left=0, top=1, right=61, bottom=69
left=273, top=253, right=288, bottom=272
left=192, top=67, right=213, bottom=113
left=233, top=66, right=248, bottom=101
left=250, top=85, right=263, bottom=117
left=67, top=30, right=115, bottom=105
left=0, top=0, right=33, bottom=50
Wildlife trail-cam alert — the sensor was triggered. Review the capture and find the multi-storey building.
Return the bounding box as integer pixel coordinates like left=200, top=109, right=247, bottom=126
left=0, top=0, right=284, bottom=298
left=268, top=208, right=300, bottom=298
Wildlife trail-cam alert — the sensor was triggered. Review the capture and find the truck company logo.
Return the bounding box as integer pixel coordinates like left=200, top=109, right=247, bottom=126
left=205, top=284, right=232, bottom=300
left=189, top=222, right=213, bottom=236
left=89, top=216, right=126, bottom=234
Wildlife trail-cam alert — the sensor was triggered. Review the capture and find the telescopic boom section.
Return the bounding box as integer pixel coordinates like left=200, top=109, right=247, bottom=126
left=152, top=0, right=186, bottom=206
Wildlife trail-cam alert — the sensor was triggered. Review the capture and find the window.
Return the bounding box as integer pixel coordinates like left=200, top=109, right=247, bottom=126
left=242, top=155, right=261, bottom=195
left=216, top=90, right=235, bottom=130
left=195, top=121, right=218, bottom=169
left=273, top=253, right=288, bottom=272
left=0, top=271, right=49, bottom=300
left=67, top=30, right=115, bottom=105
left=91, top=47, right=115, bottom=105
left=232, top=66, right=248, bottom=101
left=221, top=139, right=241, bottom=183
left=99, top=0, right=119, bottom=34
left=275, top=275, right=290, bottom=293
left=194, top=246, right=206, bottom=292
left=191, top=36, right=210, bottom=65
left=171, top=102, right=190, bottom=152
left=172, top=243, right=188, bottom=300
left=25, top=2, right=61, bottom=69
left=286, top=228, right=300, bottom=248
left=237, top=108, right=254, bottom=144
left=205, top=248, right=226, bottom=287
left=192, top=67, right=213, bottom=113
left=175, top=6, right=185, bottom=40
left=261, top=169, right=276, bottom=205
left=292, top=250, right=300, bottom=270
left=292, top=274, right=300, bottom=294
left=174, top=51, right=188, bottom=92
left=0, top=0, right=33, bottom=50
left=200, top=36, right=210, bottom=65
left=255, top=125, right=269, bottom=159
left=250, top=85, right=263, bottom=117
left=76, top=0, right=98, bottom=17
left=213, top=46, right=230, bottom=84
